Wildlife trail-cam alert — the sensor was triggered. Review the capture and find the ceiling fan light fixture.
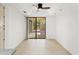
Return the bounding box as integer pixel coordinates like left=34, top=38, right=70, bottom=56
left=38, top=3, right=42, bottom=9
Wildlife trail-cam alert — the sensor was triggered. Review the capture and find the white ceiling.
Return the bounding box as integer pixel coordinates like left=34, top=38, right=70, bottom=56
left=2, top=3, right=62, bottom=17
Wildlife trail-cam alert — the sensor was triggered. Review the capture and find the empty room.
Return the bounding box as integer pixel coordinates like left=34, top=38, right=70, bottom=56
left=0, top=3, right=79, bottom=55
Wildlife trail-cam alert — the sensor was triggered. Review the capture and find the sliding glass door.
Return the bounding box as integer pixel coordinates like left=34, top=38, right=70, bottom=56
left=27, top=17, right=46, bottom=39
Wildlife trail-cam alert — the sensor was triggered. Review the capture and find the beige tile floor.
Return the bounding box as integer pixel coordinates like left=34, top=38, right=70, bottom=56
left=14, top=39, right=71, bottom=55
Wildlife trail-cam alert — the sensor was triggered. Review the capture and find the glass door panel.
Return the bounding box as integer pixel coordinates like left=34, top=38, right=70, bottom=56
left=27, top=17, right=46, bottom=39
left=37, top=17, right=46, bottom=39
left=28, top=17, right=36, bottom=39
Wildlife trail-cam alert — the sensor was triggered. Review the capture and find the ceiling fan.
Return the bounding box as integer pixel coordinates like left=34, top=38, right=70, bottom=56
left=33, top=3, right=50, bottom=10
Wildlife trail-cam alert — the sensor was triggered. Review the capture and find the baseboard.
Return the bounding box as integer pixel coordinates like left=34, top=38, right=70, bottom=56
left=55, top=39, right=72, bottom=55
left=14, top=38, right=27, bottom=54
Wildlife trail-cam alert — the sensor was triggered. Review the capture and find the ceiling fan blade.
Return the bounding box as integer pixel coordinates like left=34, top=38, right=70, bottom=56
left=42, top=7, right=50, bottom=9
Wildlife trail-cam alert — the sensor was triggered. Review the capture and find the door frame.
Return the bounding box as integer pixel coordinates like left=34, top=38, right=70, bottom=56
left=0, top=6, right=5, bottom=49
left=26, top=17, right=46, bottom=39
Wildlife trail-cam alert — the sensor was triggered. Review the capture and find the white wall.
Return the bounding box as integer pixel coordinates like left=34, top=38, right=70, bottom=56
left=46, top=16, right=56, bottom=39
left=56, top=3, right=78, bottom=54
left=78, top=4, right=79, bottom=54
left=5, top=5, right=26, bottom=49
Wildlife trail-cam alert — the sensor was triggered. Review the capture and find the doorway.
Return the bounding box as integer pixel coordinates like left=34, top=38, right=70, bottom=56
left=27, top=17, right=46, bottom=39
